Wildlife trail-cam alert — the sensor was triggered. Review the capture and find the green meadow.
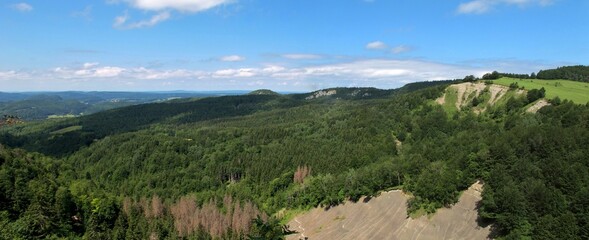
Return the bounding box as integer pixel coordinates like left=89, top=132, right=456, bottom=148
left=494, top=77, right=589, bottom=104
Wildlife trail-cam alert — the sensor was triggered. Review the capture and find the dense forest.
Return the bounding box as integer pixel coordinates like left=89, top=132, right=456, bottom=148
left=1, top=77, right=589, bottom=239
left=478, top=65, right=589, bottom=82
left=536, top=65, right=589, bottom=82
left=0, top=91, right=247, bottom=120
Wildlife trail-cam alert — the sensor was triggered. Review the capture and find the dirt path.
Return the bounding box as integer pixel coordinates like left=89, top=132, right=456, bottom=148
left=286, top=182, right=491, bottom=240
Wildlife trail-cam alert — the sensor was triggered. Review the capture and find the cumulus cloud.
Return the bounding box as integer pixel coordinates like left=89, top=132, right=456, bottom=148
left=125, top=0, right=234, bottom=12
left=114, top=11, right=171, bottom=29
left=0, top=70, right=22, bottom=79
left=54, top=63, right=126, bottom=79
left=366, top=41, right=388, bottom=50
left=457, top=0, right=554, bottom=14
left=83, top=62, right=99, bottom=69
left=110, top=0, right=232, bottom=29
left=10, top=2, right=32, bottom=12
left=281, top=54, right=323, bottom=60
left=220, top=55, right=245, bottom=62
left=213, top=68, right=256, bottom=78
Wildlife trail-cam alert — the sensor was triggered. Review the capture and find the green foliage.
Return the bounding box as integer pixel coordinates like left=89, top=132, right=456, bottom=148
left=248, top=89, right=280, bottom=96
left=494, top=77, right=589, bottom=104
left=482, top=71, right=501, bottom=80
left=247, top=216, right=295, bottom=240
left=463, top=75, right=477, bottom=82
left=526, top=87, right=545, bottom=103
left=2, top=81, right=589, bottom=239
left=405, top=162, right=461, bottom=212
left=537, top=65, right=589, bottom=82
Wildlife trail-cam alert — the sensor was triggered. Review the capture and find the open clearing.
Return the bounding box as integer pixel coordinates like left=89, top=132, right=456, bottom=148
left=286, top=182, right=491, bottom=240
left=494, top=78, right=589, bottom=104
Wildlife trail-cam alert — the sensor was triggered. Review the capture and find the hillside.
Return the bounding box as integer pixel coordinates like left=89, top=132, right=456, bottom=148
left=493, top=78, right=589, bottom=104
left=1, top=83, right=589, bottom=239
left=0, top=91, right=248, bottom=120
left=434, top=78, right=589, bottom=116
left=287, top=182, right=490, bottom=240
left=435, top=82, right=516, bottom=114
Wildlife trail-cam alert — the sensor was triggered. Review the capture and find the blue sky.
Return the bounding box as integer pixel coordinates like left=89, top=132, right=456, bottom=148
left=0, top=0, right=587, bottom=91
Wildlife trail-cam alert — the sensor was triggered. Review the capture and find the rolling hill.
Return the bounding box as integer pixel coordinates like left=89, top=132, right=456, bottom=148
left=0, top=91, right=250, bottom=120
left=493, top=78, right=589, bottom=104
left=1, top=81, right=589, bottom=239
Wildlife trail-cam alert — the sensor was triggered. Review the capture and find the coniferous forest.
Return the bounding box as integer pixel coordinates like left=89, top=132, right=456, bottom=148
left=1, top=78, right=589, bottom=239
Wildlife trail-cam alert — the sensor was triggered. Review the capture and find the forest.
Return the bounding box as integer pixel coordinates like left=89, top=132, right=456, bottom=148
left=1, top=71, right=589, bottom=239
left=0, top=91, right=247, bottom=120
left=536, top=65, right=589, bottom=82
left=478, top=65, right=589, bottom=82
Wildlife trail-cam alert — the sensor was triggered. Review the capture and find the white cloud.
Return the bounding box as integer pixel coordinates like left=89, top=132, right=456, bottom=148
left=113, top=12, right=129, bottom=27
left=0, top=59, right=568, bottom=91
left=132, top=67, right=206, bottom=79
left=457, top=0, right=492, bottom=14
left=457, top=0, right=555, bottom=14
left=391, top=45, right=413, bottom=54
left=281, top=54, right=323, bottom=60
left=366, top=41, right=388, bottom=50
left=124, top=0, right=233, bottom=12
left=0, top=70, right=22, bottom=79
left=220, top=55, right=245, bottom=62
left=83, top=62, right=99, bottom=69
left=114, top=11, right=171, bottom=29
left=261, top=65, right=285, bottom=73
left=94, top=67, right=126, bottom=77
left=11, top=2, right=32, bottom=12
left=109, top=0, right=234, bottom=28
left=53, top=63, right=126, bottom=79
left=213, top=68, right=256, bottom=78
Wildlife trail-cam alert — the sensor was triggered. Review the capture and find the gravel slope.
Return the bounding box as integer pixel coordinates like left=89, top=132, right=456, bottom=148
left=286, top=182, right=491, bottom=240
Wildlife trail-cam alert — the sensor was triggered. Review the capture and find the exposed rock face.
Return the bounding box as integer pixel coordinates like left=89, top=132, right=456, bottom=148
left=306, top=90, right=337, bottom=100
left=287, top=182, right=491, bottom=240
left=436, top=82, right=519, bottom=113
left=527, top=99, right=550, bottom=113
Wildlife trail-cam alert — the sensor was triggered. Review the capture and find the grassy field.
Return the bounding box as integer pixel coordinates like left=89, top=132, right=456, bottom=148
left=493, top=77, right=589, bottom=104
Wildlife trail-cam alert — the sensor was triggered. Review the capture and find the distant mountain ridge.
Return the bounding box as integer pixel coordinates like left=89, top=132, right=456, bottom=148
left=0, top=91, right=251, bottom=120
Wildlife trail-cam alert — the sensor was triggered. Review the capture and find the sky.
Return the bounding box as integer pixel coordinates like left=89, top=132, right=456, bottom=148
left=0, top=0, right=587, bottom=92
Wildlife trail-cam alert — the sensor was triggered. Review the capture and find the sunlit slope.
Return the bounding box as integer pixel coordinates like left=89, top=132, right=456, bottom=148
left=493, top=77, right=589, bottom=104
left=287, top=182, right=491, bottom=240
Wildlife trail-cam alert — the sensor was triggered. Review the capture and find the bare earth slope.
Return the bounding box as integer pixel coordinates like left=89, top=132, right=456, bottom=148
left=435, top=82, right=510, bottom=111
left=287, top=182, right=491, bottom=240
